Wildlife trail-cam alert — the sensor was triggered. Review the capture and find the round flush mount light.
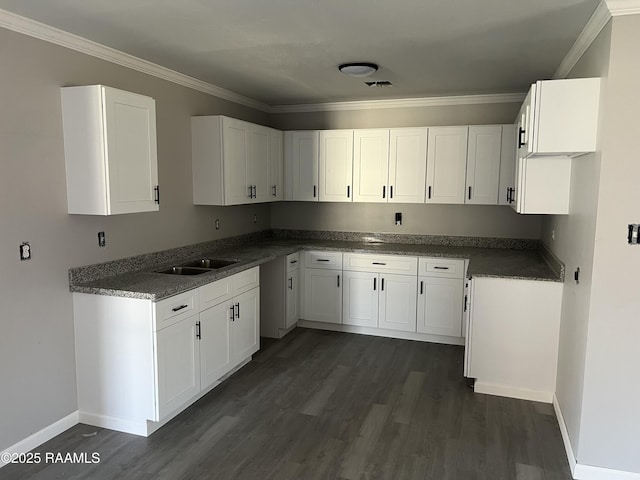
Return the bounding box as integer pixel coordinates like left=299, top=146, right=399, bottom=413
left=338, top=63, right=378, bottom=77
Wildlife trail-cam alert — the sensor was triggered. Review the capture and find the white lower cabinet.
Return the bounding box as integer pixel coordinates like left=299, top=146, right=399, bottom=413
left=304, top=268, right=342, bottom=323
left=73, top=267, right=260, bottom=437
left=302, top=251, right=343, bottom=324
left=260, top=252, right=300, bottom=338
left=156, top=315, right=201, bottom=420
left=378, top=274, right=418, bottom=332
left=417, top=257, right=465, bottom=337
left=343, top=271, right=379, bottom=327
left=285, top=268, right=300, bottom=330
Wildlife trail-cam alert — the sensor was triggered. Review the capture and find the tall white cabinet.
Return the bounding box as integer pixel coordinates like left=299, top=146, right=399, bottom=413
left=465, top=126, right=502, bottom=205
left=353, top=129, right=390, bottom=202
left=284, top=131, right=319, bottom=201
left=61, top=85, right=159, bottom=215
left=319, top=130, right=354, bottom=202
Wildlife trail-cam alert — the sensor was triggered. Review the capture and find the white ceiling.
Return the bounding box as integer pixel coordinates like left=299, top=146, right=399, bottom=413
left=0, top=0, right=600, bottom=106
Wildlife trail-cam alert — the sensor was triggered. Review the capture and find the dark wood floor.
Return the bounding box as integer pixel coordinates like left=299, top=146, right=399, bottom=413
left=2, top=328, right=572, bottom=480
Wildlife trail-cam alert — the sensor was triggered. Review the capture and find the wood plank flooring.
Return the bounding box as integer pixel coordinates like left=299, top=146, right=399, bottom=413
left=1, top=328, right=572, bottom=479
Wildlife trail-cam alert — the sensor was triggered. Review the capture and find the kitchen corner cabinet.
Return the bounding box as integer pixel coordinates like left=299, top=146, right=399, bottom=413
left=260, top=252, right=300, bottom=338
left=61, top=85, right=159, bottom=215
left=465, top=126, right=502, bottom=205
left=73, top=267, right=259, bottom=436
left=302, top=251, right=343, bottom=323
left=417, top=258, right=465, bottom=337
left=517, top=78, right=600, bottom=158
left=319, top=130, right=354, bottom=202
left=284, top=131, right=319, bottom=201
left=192, top=116, right=281, bottom=205
left=426, top=127, right=468, bottom=204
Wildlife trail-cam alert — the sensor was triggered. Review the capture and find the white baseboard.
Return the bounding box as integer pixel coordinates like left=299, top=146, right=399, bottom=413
left=297, top=320, right=464, bottom=346
left=553, top=394, right=640, bottom=480
left=0, top=411, right=79, bottom=468
left=78, top=412, right=149, bottom=437
left=473, top=381, right=553, bottom=403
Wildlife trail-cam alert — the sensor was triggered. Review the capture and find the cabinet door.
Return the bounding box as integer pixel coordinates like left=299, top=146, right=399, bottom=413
left=426, top=127, right=468, bottom=204
left=103, top=86, right=159, bottom=214
left=249, top=124, right=271, bottom=202
left=388, top=128, right=427, bottom=203
left=303, top=268, right=342, bottom=323
left=200, top=302, right=232, bottom=390
left=417, top=277, right=463, bottom=337
left=465, top=126, right=502, bottom=205
left=319, top=130, right=354, bottom=202
left=289, top=131, right=319, bottom=201
left=519, top=84, right=537, bottom=157
left=498, top=125, right=516, bottom=206
left=155, top=316, right=200, bottom=419
left=342, top=271, right=379, bottom=328
left=285, top=268, right=300, bottom=329
left=231, top=288, right=260, bottom=366
left=353, top=129, right=389, bottom=203
left=378, top=274, right=417, bottom=332
left=269, top=129, right=284, bottom=201
left=222, top=117, right=250, bottom=205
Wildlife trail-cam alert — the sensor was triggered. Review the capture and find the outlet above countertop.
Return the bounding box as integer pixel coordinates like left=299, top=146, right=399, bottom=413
left=69, top=231, right=563, bottom=301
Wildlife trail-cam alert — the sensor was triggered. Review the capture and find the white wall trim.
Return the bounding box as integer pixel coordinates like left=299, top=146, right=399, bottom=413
left=269, top=93, right=526, bottom=113
left=554, top=2, right=612, bottom=79
left=0, top=411, right=79, bottom=468
left=605, top=0, right=640, bottom=15
left=0, top=8, right=271, bottom=112
left=553, top=394, right=640, bottom=480
left=473, top=381, right=553, bottom=403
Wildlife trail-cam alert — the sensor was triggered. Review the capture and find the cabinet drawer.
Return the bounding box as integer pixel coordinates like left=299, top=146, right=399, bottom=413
left=154, top=289, right=199, bottom=331
left=231, top=266, right=260, bottom=295
left=286, top=252, right=300, bottom=272
left=343, top=253, right=417, bottom=275
left=199, top=277, right=233, bottom=310
left=418, top=258, right=465, bottom=278
left=304, top=251, right=343, bottom=270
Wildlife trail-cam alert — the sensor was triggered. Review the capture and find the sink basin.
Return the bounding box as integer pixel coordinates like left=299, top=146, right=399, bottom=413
left=180, top=258, right=239, bottom=269
left=155, top=266, right=212, bottom=276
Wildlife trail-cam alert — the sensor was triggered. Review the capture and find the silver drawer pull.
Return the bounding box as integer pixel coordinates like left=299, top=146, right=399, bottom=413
left=172, top=304, right=189, bottom=312
left=433, top=266, right=450, bottom=270
left=372, top=262, right=386, bottom=265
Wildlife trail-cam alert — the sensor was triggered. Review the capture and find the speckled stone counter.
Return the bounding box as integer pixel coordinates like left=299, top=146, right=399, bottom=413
left=69, top=231, right=563, bottom=301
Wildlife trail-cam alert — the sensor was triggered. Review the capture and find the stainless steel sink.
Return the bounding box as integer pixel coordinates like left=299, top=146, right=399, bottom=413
left=155, top=266, right=212, bottom=276
left=180, top=258, right=239, bottom=269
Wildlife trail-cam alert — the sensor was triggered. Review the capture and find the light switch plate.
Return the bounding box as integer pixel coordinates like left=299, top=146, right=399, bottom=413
left=628, top=224, right=639, bottom=244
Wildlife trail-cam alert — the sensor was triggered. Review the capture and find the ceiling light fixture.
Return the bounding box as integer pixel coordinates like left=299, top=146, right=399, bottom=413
left=339, top=63, right=378, bottom=77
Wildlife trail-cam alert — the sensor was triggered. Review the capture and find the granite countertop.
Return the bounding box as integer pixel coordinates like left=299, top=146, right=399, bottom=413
left=69, top=235, right=563, bottom=301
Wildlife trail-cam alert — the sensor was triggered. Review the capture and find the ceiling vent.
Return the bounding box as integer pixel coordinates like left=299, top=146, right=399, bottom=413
left=365, top=81, right=393, bottom=88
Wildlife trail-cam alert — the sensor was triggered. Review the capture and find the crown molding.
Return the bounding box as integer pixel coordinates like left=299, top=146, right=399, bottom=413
left=605, top=0, right=640, bottom=15
left=554, top=1, right=612, bottom=79
left=269, top=93, right=526, bottom=114
left=0, top=8, right=271, bottom=112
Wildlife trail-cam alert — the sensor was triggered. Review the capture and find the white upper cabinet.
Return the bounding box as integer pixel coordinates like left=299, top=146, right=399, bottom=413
left=61, top=85, right=159, bottom=215
left=269, top=129, right=284, bottom=201
left=284, top=131, right=319, bottom=201
left=426, top=127, right=469, bottom=204
left=318, top=130, right=354, bottom=202
left=192, top=116, right=282, bottom=206
left=498, top=125, right=516, bottom=206
left=518, top=78, right=600, bottom=157
left=388, top=128, right=428, bottom=203
left=353, top=129, right=390, bottom=203
left=465, top=125, right=502, bottom=205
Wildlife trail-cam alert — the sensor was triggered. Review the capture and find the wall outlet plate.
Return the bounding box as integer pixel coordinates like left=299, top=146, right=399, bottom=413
left=628, top=224, right=639, bottom=244
left=19, top=242, right=31, bottom=261
left=98, top=231, right=106, bottom=247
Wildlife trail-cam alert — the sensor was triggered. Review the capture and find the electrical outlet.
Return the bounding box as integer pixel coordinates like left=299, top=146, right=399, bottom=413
left=395, top=212, right=402, bottom=226
left=98, top=231, right=106, bottom=247
left=19, top=242, right=31, bottom=261
left=628, top=224, right=640, bottom=244
left=215, top=219, right=220, bottom=230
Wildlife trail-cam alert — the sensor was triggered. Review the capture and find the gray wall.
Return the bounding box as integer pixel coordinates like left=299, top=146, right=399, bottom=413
left=541, top=20, right=612, bottom=458
left=0, top=27, right=269, bottom=452
left=270, top=102, right=543, bottom=239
